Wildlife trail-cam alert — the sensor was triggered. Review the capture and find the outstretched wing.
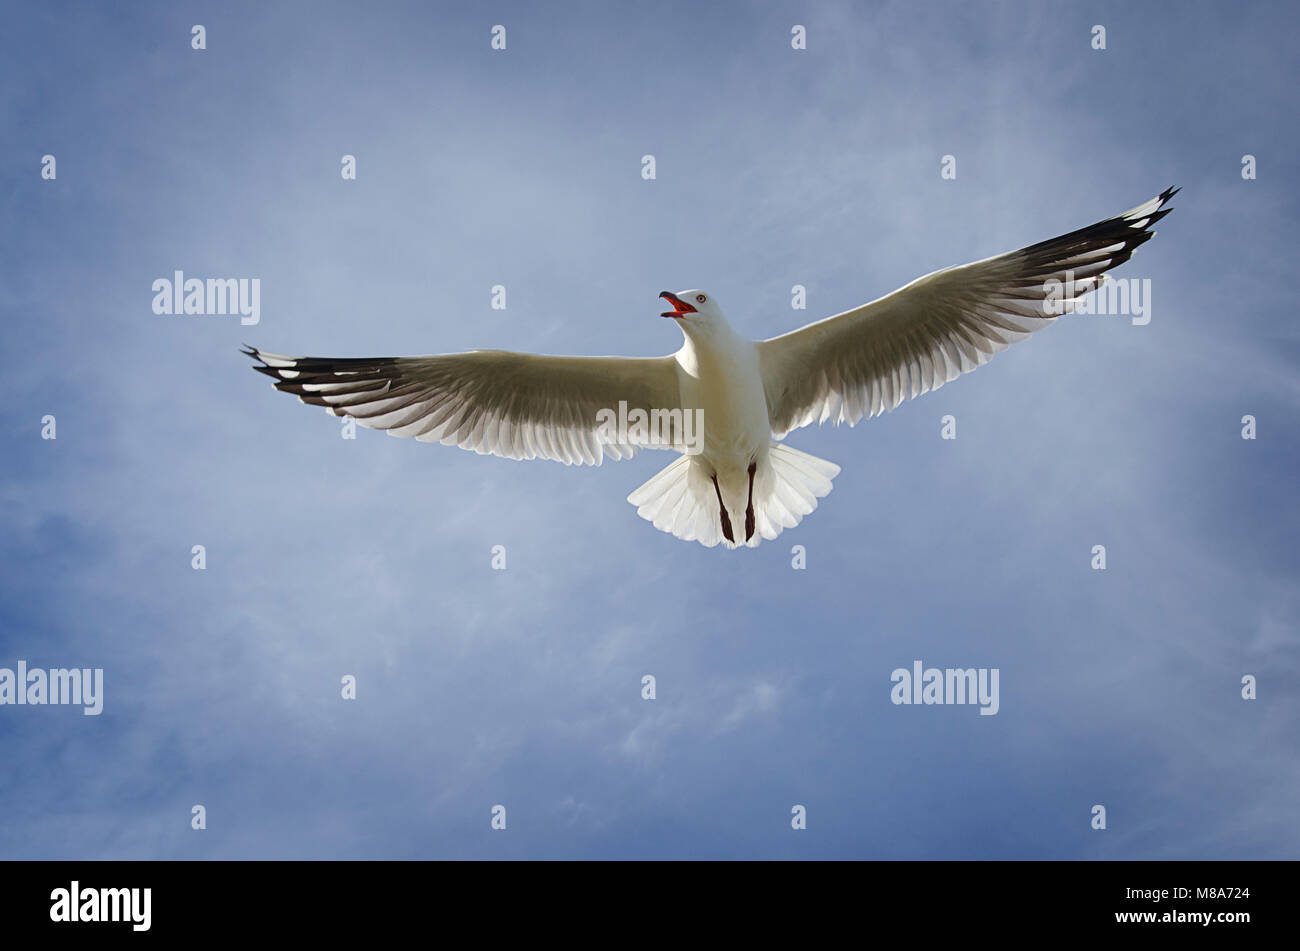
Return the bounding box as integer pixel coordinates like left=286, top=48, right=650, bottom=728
left=759, top=187, right=1178, bottom=437
left=246, top=347, right=683, bottom=466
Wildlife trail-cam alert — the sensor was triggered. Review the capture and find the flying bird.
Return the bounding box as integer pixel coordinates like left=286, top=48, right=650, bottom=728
left=246, top=187, right=1177, bottom=549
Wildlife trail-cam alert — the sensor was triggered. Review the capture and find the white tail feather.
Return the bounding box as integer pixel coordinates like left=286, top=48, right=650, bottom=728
left=627, top=443, right=839, bottom=549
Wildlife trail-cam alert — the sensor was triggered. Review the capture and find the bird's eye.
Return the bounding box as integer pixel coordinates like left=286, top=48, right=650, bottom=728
left=696, top=294, right=706, bottom=303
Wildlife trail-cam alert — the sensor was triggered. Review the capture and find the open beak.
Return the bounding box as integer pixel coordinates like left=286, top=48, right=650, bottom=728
left=660, top=291, right=697, bottom=319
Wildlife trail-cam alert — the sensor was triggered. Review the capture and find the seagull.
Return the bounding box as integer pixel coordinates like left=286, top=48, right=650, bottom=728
left=246, top=187, right=1177, bottom=549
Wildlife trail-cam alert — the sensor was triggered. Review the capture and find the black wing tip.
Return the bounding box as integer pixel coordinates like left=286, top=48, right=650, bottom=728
left=1014, top=186, right=1179, bottom=277
left=1143, top=206, right=1174, bottom=229
left=242, top=343, right=274, bottom=368
left=1122, top=186, right=1178, bottom=234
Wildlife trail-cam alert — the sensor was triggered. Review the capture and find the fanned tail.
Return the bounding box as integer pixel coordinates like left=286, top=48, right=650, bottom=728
left=627, top=443, right=839, bottom=549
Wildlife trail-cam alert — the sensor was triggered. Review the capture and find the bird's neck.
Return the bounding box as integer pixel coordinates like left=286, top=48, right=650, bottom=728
left=680, top=315, right=739, bottom=350
left=678, top=317, right=748, bottom=372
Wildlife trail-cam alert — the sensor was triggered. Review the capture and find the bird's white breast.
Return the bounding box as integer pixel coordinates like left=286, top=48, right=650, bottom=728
left=675, top=330, right=770, bottom=472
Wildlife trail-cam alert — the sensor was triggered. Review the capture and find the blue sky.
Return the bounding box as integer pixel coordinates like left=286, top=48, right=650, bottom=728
left=1, top=0, right=1297, bottom=858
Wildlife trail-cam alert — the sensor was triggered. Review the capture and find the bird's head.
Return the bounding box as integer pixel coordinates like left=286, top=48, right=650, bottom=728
left=660, top=290, right=724, bottom=330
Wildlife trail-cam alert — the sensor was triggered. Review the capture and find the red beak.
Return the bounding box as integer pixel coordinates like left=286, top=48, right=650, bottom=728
left=660, top=291, right=696, bottom=318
